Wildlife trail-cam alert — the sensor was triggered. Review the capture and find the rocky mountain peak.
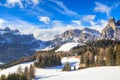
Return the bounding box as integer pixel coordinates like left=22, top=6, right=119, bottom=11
left=82, top=28, right=100, bottom=35
left=51, top=28, right=100, bottom=48
left=62, top=29, right=81, bottom=38
left=116, top=20, right=120, bottom=26
left=108, top=17, right=116, bottom=30
left=4, top=27, right=11, bottom=31
left=109, top=17, right=115, bottom=23
left=101, top=17, right=120, bottom=40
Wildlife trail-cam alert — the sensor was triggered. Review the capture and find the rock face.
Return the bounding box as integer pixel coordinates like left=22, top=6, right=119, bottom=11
left=0, top=27, right=45, bottom=63
left=101, top=17, right=120, bottom=40
left=1, top=17, right=120, bottom=63
left=80, top=28, right=100, bottom=42
left=48, top=28, right=100, bottom=48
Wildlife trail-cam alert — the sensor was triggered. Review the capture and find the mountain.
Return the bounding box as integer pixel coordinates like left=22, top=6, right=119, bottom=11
left=0, top=27, right=46, bottom=63
left=1, top=17, right=120, bottom=63
left=101, top=17, right=120, bottom=40
left=47, top=28, right=100, bottom=48
left=80, top=28, right=100, bottom=42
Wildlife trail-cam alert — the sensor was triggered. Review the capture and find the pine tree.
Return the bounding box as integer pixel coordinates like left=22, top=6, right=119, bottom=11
left=24, top=66, right=29, bottom=80
left=80, top=55, right=84, bottom=64
left=0, top=75, right=7, bottom=80
left=19, top=74, right=27, bottom=80
left=97, top=48, right=106, bottom=66
left=7, top=73, right=19, bottom=80
left=115, top=44, right=120, bottom=65
left=74, top=65, right=76, bottom=71
left=62, top=62, right=71, bottom=71
left=105, top=46, right=115, bottom=66
left=17, top=66, right=23, bottom=75
left=28, top=65, right=35, bottom=80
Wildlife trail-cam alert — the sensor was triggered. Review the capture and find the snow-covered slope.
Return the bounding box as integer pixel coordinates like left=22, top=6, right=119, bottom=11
left=0, top=61, right=34, bottom=75
left=0, top=57, right=120, bottom=80
left=35, top=66, right=120, bottom=80
left=0, top=57, right=79, bottom=75
left=40, top=47, right=54, bottom=51
left=0, top=62, right=3, bottom=64
left=56, top=42, right=84, bottom=52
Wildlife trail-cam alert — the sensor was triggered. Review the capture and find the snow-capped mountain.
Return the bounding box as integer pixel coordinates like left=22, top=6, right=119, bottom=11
left=1, top=17, right=120, bottom=63
left=80, top=28, right=100, bottom=42
left=47, top=28, right=100, bottom=48
left=0, top=27, right=46, bottom=63
left=101, top=17, right=120, bottom=40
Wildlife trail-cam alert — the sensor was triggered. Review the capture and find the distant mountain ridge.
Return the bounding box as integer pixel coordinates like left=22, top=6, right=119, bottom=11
left=48, top=28, right=100, bottom=48
left=1, top=17, right=120, bottom=63
left=0, top=27, right=46, bottom=63
left=44, top=17, right=120, bottom=51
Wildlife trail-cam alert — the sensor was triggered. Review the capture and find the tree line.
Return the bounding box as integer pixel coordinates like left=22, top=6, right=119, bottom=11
left=34, top=51, right=61, bottom=68
left=0, top=65, right=34, bottom=80
left=79, top=44, right=120, bottom=68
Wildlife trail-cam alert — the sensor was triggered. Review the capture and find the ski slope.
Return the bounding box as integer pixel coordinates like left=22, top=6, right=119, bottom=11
left=56, top=42, right=84, bottom=52
left=0, top=57, right=120, bottom=80
left=35, top=66, right=120, bottom=80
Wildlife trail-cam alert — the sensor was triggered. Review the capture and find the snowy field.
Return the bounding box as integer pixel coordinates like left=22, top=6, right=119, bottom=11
left=0, top=57, right=120, bottom=80
left=56, top=42, right=84, bottom=52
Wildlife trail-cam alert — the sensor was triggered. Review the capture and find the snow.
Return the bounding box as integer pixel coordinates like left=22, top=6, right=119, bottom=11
left=83, top=30, right=100, bottom=36
left=40, top=47, right=53, bottom=51
left=35, top=66, right=120, bottom=80
left=56, top=42, right=84, bottom=52
left=0, top=62, right=3, bottom=64
left=0, top=61, right=34, bottom=76
left=0, top=57, right=120, bottom=80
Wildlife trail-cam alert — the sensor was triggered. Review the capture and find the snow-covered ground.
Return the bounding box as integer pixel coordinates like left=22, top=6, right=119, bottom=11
left=40, top=47, right=54, bottom=51
left=56, top=42, right=84, bottom=52
left=35, top=66, right=120, bottom=80
left=0, top=57, right=120, bottom=80
left=0, top=61, right=34, bottom=75
left=0, top=62, right=3, bottom=64
left=0, top=57, right=79, bottom=76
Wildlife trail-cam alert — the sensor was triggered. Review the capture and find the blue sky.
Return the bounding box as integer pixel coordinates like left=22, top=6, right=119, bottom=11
left=0, top=0, right=120, bottom=41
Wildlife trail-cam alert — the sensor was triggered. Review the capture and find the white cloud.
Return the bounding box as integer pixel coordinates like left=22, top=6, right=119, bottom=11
left=3, top=0, right=40, bottom=8
left=89, top=19, right=108, bottom=32
left=94, top=2, right=111, bottom=17
left=72, top=20, right=81, bottom=25
left=5, top=0, right=23, bottom=8
left=32, top=0, right=39, bottom=5
left=1, top=18, right=84, bottom=41
left=50, top=0, right=80, bottom=17
left=0, top=18, right=5, bottom=28
left=82, top=15, right=96, bottom=21
left=38, top=16, right=51, bottom=24
left=0, top=17, right=107, bottom=41
left=112, top=2, right=120, bottom=9
left=25, top=0, right=40, bottom=6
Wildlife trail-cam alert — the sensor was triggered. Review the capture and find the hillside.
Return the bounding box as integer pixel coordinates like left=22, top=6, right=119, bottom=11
left=0, top=57, right=120, bottom=80
left=0, top=27, right=46, bottom=63
left=55, top=42, right=84, bottom=52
